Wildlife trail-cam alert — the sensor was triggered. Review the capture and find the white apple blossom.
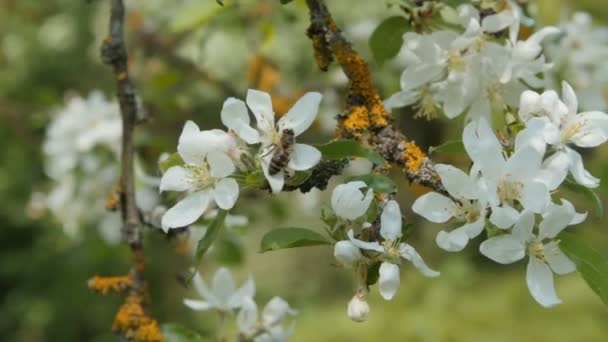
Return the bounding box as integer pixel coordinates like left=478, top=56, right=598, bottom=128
left=412, top=164, right=487, bottom=252
left=333, top=240, right=363, bottom=267
left=237, top=296, right=297, bottom=342
left=331, top=181, right=374, bottom=221
left=463, top=118, right=550, bottom=229
left=160, top=121, right=240, bottom=231
left=347, top=292, right=370, bottom=322
left=348, top=200, right=439, bottom=300
left=222, top=89, right=323, bottom=193
left=184, top=267, right=255, bottom=312
left=518, top=81, right=608, bottom=189
left=479, top=200, right=586, bottom=307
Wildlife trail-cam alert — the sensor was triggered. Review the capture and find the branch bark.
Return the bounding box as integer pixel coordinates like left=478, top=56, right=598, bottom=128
left=305, top=0, right=447, bottom=196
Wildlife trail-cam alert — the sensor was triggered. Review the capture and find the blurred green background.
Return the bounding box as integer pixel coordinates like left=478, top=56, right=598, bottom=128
left=1, top=0, right=607, bottom=341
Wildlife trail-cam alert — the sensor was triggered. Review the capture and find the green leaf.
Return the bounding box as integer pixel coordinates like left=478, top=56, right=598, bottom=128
left=558, top=232, right=608, bottom=306
left=286, top=170, right=313, bottom=187
left=260, top=227, right=331, bottom=252
left=369, top=16, right=410, bottom=65
left=428, top=140, right=465, bottom=155
left=562, top=177, right=604, bottom=220
left=401, top=223, right=414, bottom=241
left=159, top=152, right=184, bottom=172
left=321, top=206, right=338, bottom=228
left=315, top=140, right=385, bottom=165
left=366, top=262, right=381, bottom=286
left=279, top=0, right=295, bottom=4
left=245, top=170, right=266, bottom=187
left=195, top=210, right=228, bottom=262
left=169, top=2, right=226, bottom=33
left=161, top=323, right=204, bottom=342
left=363, top=200, right=379, bottom=223
left=346, top=174, right=397, bottom=194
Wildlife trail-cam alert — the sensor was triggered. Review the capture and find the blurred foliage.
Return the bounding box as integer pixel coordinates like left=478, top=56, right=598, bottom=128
left=1, top=0, right=608, bottom=341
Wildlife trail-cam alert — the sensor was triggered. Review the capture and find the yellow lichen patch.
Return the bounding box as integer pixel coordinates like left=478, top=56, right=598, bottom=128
left=113, top=292, right=163, bottom=342
left=343, top=106, right=371, bottom=133
left=402, top=142, right=426, bottom=173
left=88, top=275, right=132, bottom=295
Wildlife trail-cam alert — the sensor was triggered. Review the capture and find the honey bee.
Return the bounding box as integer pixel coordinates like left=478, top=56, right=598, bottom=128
left=268, top=128, right=295, bottom=175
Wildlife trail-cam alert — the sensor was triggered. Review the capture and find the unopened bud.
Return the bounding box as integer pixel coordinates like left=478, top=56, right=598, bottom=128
left=347, top=292, right=370, bottom=322
left=334, top=240, right=362, bottom=267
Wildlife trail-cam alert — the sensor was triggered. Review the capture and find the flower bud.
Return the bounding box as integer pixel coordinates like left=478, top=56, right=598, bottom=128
left=347, top=293, right=370, bottom=322
left=334, top=240, right=362, bottom=267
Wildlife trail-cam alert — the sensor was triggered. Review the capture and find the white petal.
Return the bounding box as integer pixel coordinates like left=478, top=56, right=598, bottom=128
left=489, top=205, right=520, bottom=229
left=566, top=147, right=599, bottom=188
left=463, top=118, right=504, bottom=179
left=331, top=182, right=373, bottom=221
left=260, top=152, right=285, bottom=193
left=277, top=92, right=322, bottom=136
left=183, top=299, right=214, bottom=311
left=384, top=90, right=419, bottom=110
left=545, top=241, right=576, bottom=275
left=399, top=243, right=440, bottom=277
left=236, top=297, right=258, bottom=335
left=526, top=257, right=562, bottom=308
left=178, top=126, right=206, bottom=166
left=378, top=262, right=401, bottom=300
left=347, top=230, right=384, bottom=253
left=212, top=267, right=236, bottom=308
left=505, top=147, right=542, bottom=182
left=221, top=97, right=260, bottom=144
left=207, top=151, right=235, bottom=178
left=159, top=166, right=192, bottom=192
left=512, top=211, right=535, bottom=243
left=246, top=89, right=275, bottom=134
left=436, top=229, right=469, bottom=252
left=518, top=90, right=542, bottom=122
left=514, top=117, right=551, bottom=154
left=539, top=199, right=575, bottom=239
left=262, top=297, right=297, bottom=327
left=288, top=144, right=321, bottom=171
left=479, top=235, right=526, bottom=264
left=570, top=111, right=608, bottom=147
left=411, top=192, right=458, bottom=223
left=347, top=294, right=370, bottom=322
left=213, top=178, right=239, bottom=210
left=192, top=271, right=215, bottom=303
left=228, top=276, right=256, bottom=310
left=161, top=191, right=211, bottom=231
left=380, top=200, right=402, bottom=241
left=481, top=10, right=514, bottom=33
left=538, top=150, right=570, bottom=190
left=561, top=81, right=578, bottom=116
left=334, top=240, right=362, bottom=267
left=521, top=180, right=549, bottom=214
left=434, top=164, right=476, bottom=199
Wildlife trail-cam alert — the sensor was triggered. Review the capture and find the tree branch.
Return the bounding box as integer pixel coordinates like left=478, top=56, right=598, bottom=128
left=305, top=0, right=447, bottom=195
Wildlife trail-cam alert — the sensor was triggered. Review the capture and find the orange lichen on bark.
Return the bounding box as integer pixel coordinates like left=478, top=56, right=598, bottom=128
left=113, top=292, right=163, bottom=342
left=402, top=142, right=426, bottom=173
left=88, top=275, right=133, bottom=294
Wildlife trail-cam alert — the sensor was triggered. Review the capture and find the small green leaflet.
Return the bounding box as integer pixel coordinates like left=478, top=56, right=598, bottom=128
left=558, top=232, right=608, bottom=307
left=159, top=152, right=184, bottom=172
left=315, top=140, right=385, bottom=165
left=279, top=0, right=294, bottom=4
left=161, top=323, right=204, bottom=342
left=562, top=177, right=604, bottom=221
left=260, top=227, right=331, bottom=252
left=346, top=174, right=397, bottom=194
left=169, top=2, right=226, bottom=33
left=428, top=140, right=465, bottom=155
left=195, top=210, right=228, bottom=262
left=369, top=16, right=410, bottom=65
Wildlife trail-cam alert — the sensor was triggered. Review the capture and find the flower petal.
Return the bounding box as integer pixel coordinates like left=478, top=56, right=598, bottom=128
left=260, top=151, right=285, bottom=193
left=212, top=267, right=236, bottom=308
left=562, top=81, right=578, bottom=116
left=436, top=228, right=469, bottom=252
left=192, top=271, right=215, bottom=303
left=227, top=276, right=256, bottom=310
left=334, top=240, right=362, bottom=267
left=246, top=89, right=275, bottom=134
left=331, top=182, right=373, bottom=221
left=538, top=150, right=570, bottom=190
left=505, top=146, right=542, bottom=182
left=288, top=144, right=321, bottom=171
left=570, top=111, right=608, bottom=147
left=160, top=166, right=192, bottom=192
left=526, top=257, right=562, bottom=308
left=378, top=262, right=401, bottom=300
left=183, top=299, right=214, bottom=311
left=380, top=200, right=402, bottom=241
left=545, top=241, right=576, bottom=275
left=479, top=235, right=526, bottom=264
left=262, top=297, right=297, bottom=327
left=347, top=230, right=384, bottom=253
left=161, top=191, right=211, bottom=232
left=236, top=297, right=258, bottom=336
left=489, top=205, right=520, bottom=229
left=481, top=10, right=514, bottom=33
left=208, top=151, right=235, bottom=178
left=521, top=180, right=550, bottom=213
left=399, top=243, right=440, bottom=277
left=566, top=147, right=599, bottom=188
left=518, top=90, right=542, bottom=122
left=411, top=192, right=457, bottom=223
left=277, top=92, right=322, bottom=136
left=434, top=164, right=476, bottom=199
left=539, top=199, right=575, bottom=239
left=221, top=97, right=260, bottom=144
left=213, top=178, right=239, bottom=210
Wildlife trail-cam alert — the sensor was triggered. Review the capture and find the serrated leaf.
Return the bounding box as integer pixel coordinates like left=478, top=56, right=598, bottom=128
left=169, top=2, right=226, bottom=33
left=260, top=227, right=331, bottom=252
left=315, top=140, right=385, bottom=165
left=428, top=140, right=465, bottom=155
left=159, top=152, right=184, bottom=172
left=346, top=174, right=397, bottom=194
left=558, top=232, right=608, bottom=307
left=369, top=16, right=410, bottom=65
left=161, top=323, right=204, bottom=342
left=195, top=210, right=227, bottom=262
left=562, top=177, right=604, bottom=220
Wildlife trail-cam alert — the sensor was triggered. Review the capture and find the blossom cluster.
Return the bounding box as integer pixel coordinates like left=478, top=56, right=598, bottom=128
left=412, top=81, right=608, bottom=307
left=386, top=2, right=558, bottom=120
left=184, top=267, right=297, bottom=341
left=159, top=90, right=323, bottom=231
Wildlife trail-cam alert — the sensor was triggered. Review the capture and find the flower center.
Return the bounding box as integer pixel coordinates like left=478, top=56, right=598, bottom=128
left=561, top=121, right=582, bottom=141
left=497, top=177, right=523, bottom=203
left=447, top=52, right=466, bottom=73
left=456, top=200, right=480, bottom=223
left=415, top=86, right=440, bottom=120
left=527, top=241, right=546, bottom=262
left=185, top=164, right=215, bottom=191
